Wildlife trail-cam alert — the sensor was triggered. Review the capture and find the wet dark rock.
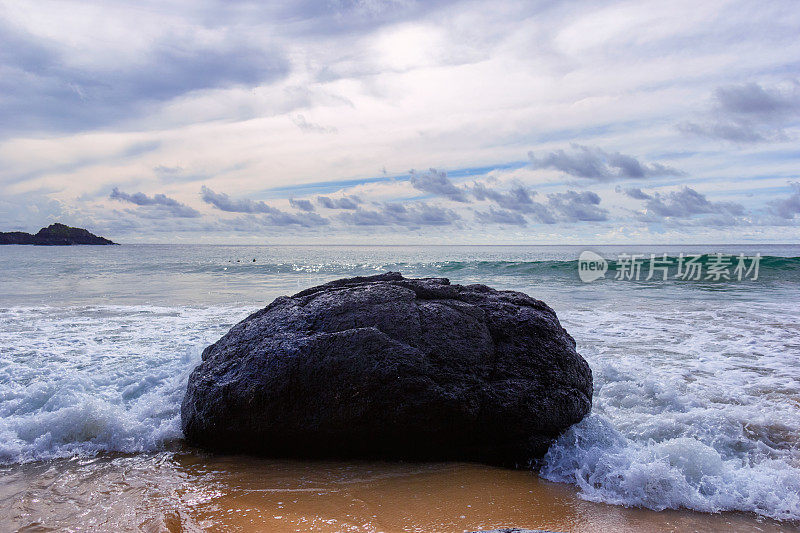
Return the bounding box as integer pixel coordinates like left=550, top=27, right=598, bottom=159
left=181, top=272, right=592, bottom=466
left=0, top=223, right=117, bottom=245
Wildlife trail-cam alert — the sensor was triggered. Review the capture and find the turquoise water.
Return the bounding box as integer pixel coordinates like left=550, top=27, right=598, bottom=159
left=0, top=244, right=798, bottom=521
left=1, top=244, right=796, bottom=306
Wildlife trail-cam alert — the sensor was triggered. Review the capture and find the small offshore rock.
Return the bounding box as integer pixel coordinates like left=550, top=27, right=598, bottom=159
left=0, top=223, right=116, bottom=245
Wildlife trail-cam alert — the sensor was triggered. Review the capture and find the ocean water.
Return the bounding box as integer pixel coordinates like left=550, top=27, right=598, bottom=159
left=0, top=244, right=799, bottom=525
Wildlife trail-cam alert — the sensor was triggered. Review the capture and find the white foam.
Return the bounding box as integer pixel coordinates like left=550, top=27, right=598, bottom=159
left=541, top=415, right=800, bottom=521
left=0, top=305, right=249, bottom=463
left=1, top=297, right=799, bottom=521
left=542, top=299, right=800, bottom=521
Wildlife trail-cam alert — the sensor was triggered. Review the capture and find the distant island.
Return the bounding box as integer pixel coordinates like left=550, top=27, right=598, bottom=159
left=0, top=223, right=117, bottom=245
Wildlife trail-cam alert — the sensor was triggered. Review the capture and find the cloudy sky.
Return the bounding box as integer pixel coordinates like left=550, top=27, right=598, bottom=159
left=1, top=0, right=799, bottom=243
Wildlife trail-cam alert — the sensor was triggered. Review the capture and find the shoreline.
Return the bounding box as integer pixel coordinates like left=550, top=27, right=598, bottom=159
left=1, top=245, right=798, bottom=528
left=2, top=452, right=796, bottom=532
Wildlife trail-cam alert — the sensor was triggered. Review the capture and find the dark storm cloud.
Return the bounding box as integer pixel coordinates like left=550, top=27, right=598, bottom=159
left=0, top=20, right=288, bottom=135
left=470, top=182, right=607, bottom=224
left=409, top=169, right=470, bottom=203
left=679, top=81, right=800, bottom=143
left=472, top=183, right=536, bottom=211
left=110, top=187, right=200, bottom=218
left=528, top=144, right=685, bottom=181
left=616, top=186, right=653, bottom=200
left=524, top=203, right=558, bottom=224
left=339, top=202, right=460, bottom=227
left=624, top=186, right=746, bottom=225
left=0, top=0, right=467, bottom=136
left=201, top=186, right=328, bottom=226
left=259, top=210, right=329, bottom=227
left=546, top=190, right=608, bottom=222
left=289, top=198, right=316, bottom=212
left=474, top=207, right=527, bottom=226
left=0, top=21, right=52, bottom=75
left=768, top=182, right=800, bottom=219
left=715, top=82, right=796, bottom=116
left=643, top=187, right=744, bottom=218
left=201, top=186, right=277, bottom=214
left=471, top=182, right=556, bottom=224
left=620, top=185, right=752, bottom=227
left=316, top=195, right=362, bottom=209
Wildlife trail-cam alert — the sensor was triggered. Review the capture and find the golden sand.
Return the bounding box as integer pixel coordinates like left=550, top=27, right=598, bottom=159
left=1, top=453, right=795, bottom=532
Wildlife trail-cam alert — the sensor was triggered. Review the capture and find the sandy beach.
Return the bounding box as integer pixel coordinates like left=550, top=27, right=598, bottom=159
left=2, top=453, right=796, bottom=532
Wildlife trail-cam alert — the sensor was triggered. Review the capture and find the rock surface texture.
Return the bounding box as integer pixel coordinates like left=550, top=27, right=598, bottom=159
left=181, top=273, right=592, bottom=466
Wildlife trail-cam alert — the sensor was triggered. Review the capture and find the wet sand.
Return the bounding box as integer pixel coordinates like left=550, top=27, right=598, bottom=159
left=1, top=453, right=796, bottom=532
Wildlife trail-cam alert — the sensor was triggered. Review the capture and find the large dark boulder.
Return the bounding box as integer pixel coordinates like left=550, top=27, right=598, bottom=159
left=181, top=273, right=592, bottom=466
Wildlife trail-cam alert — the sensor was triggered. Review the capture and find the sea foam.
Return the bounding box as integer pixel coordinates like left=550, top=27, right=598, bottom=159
left=0, top=306, right=246, bottom=463
left=1, top=295, right=798, bottom=521
left=542, top=300, right=800, bottom=521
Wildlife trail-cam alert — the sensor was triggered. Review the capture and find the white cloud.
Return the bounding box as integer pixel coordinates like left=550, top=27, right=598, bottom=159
left=1, top=0, right=799, bottom=241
